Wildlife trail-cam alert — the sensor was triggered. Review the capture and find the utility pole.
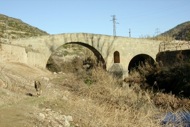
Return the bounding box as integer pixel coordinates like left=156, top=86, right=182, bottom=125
left=110, top=15, right=118, bottom=36
left=155, top=28, right=160, bottom=36
left=129, top=28, right=131, bottom=37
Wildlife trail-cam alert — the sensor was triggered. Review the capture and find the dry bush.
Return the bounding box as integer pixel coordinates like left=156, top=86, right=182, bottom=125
left=127, top=60, right=190, bottom=97
left=126, top=60, right=190, bottom=111
left=124, top=61, right=161, bottom=90
left=140, top=35, right=174, bottom=42
left=138, top=62, right=190, bottom=97
left=152, top=92, right=190, bottom=111
left=56, top=67, right=161, bottom=127
left=47, top=43, right=98, bottom=73
left=47, top=56, right=84, bottom=73
left=152, top=35, right=174, bottom=42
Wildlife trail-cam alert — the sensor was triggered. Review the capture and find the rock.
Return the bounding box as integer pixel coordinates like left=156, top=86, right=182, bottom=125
left=58, top=72, right=62, bottom=74
left=64, top=120, right=70, bottom=127
left=64, top=115, right=73, bottom=127
left=66, top=115, right=73, bottom=122
left=41, top=77, right=49, bottom=82
left=0, top=79, right=6, bottom=88
left=39, top=113, right=46, bottom=121
left=75, top=123, right=80, bottom=127
left=44, top=108, right=52, bottom=112
left=62, top=96, right=68, bottom=101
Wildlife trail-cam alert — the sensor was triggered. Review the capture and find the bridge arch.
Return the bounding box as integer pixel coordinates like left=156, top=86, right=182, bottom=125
left=46, top=41, right=106, bottom=72
left=7, top=33, right=161, bottom=71
left=128, top=54, right=155, bottom=72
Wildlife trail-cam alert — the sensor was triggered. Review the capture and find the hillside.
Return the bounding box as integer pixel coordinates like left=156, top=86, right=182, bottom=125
left=0, top=14, right=49, bottom=43
left=159, top=21, right=190, bottom=41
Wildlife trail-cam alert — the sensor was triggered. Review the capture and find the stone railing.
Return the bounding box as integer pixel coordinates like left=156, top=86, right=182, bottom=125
left=159, top=41, right=190, bottom=52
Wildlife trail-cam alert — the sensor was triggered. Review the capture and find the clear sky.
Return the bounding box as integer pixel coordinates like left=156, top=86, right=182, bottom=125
left=0, top=0, right=190, bottom=38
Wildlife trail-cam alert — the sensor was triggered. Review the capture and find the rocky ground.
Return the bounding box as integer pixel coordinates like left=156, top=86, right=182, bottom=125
left=0, top=62, right=78, bottom=127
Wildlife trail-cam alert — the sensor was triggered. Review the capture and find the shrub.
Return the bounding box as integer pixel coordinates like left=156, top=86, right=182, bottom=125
left=153, top=63, right=190, bottom=97
left=129, top=61, right=190, bottom=97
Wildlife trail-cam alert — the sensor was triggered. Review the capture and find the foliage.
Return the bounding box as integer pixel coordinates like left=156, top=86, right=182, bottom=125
left=153, top=63, right=190, bottom=97
left=125, top=60, right=190, bottom=111
left=84, top=77, right=94, bottom=86
left=129, top=60, right=190, bottom=97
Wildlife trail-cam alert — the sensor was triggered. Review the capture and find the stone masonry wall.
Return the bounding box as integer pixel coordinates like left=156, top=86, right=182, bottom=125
left=1, top=33, right=164, bottom=72
left=0, top=44, right=49, bottom=68
left=0, top=44, right=27, bottom=63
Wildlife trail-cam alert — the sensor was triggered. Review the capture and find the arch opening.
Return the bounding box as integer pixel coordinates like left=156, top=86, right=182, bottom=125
left=128, top=54, right=155, bottom=72
left=46, top=42, right=106, bottom=73
left=114, top=51, right=120, bottom=63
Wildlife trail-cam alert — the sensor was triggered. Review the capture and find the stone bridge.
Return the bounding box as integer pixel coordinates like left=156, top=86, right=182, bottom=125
left=1, top=33, right=189, bottom=77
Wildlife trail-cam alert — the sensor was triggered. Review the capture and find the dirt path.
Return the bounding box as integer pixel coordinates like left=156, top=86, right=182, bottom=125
left=0, top=62, right=75, bottom=127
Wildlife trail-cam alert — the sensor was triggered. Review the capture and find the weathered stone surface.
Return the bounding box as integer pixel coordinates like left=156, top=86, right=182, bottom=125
left=1, top=33, right=188, bottom=77
left=36, top=108, right=74, bottom=127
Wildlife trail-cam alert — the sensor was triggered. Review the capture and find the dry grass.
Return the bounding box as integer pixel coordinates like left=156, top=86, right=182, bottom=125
left=152, top=92, right=190, bottom=111
left=125, top=61, right=190, bottom=111
left=1, top=62, right=189, bottom=126
left=49, top=67, right=162, bottom=127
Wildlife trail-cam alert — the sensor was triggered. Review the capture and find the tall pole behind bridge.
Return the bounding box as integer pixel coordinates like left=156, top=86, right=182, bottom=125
left=129, top=28, right=131, bottom=37
left=111, top=15, right=118, bottom=36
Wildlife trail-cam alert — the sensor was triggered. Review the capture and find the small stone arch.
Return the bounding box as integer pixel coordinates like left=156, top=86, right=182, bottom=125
left=114, top=51, right=120, bottom=63
left=128, top=54, right=155, bottom=72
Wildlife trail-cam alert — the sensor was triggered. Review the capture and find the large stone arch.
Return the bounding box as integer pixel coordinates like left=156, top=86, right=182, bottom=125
left=46, top=41, right=106, bottom=71
left=128, top=54, right=155, bottom=72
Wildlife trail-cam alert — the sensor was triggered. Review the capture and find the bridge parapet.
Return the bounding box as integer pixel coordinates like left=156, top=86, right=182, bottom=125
left=159, top=40, right=190, bottom=52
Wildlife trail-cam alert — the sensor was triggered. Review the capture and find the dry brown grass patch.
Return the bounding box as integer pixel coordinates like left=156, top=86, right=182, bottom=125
left=52, top=68, right=162, bottom=126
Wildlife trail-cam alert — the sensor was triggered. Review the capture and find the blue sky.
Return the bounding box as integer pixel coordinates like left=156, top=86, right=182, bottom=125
left=0, top=0, right=190, bottom=38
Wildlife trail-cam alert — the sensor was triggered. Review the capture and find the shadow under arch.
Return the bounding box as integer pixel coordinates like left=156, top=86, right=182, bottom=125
left=46, top=42, right=106, bottom=70
left=128, top=54, right=155, bottom=72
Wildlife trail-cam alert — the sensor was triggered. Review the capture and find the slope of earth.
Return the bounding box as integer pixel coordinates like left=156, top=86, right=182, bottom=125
left=0, top=61, right=165, bottom=127
left=0, top=14, right=48, bottom=43
left=159, top=21, right=190, bottom=41
left=0, top=62, right=85, bottom=127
